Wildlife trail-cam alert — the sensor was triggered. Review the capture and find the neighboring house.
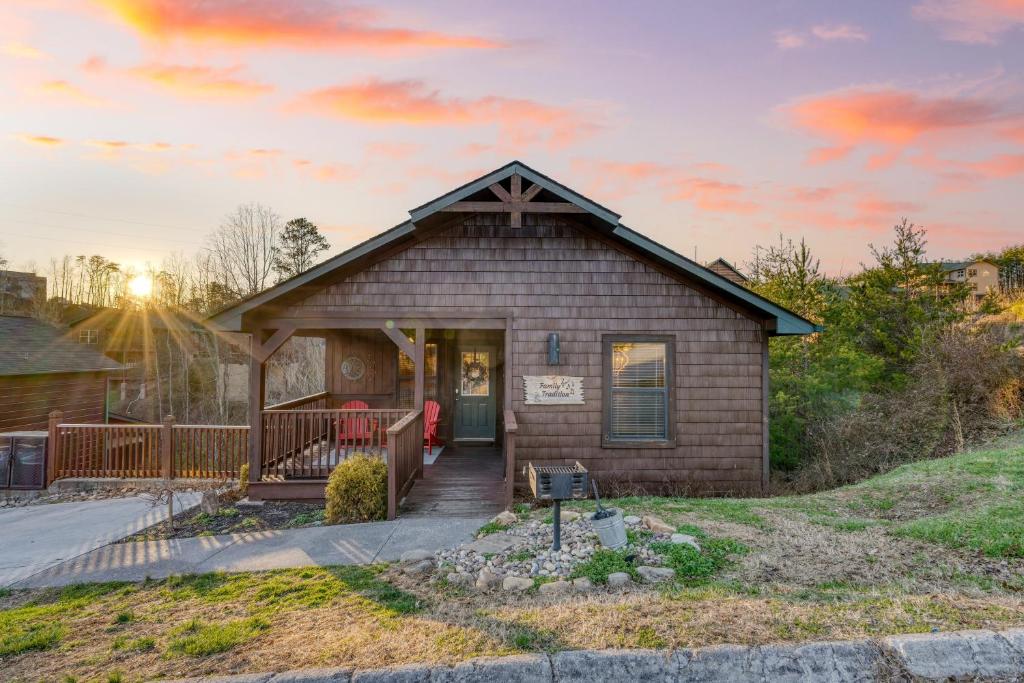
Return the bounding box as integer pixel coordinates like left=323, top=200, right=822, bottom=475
left=0, top=270, right=45, bottom=316
left=705, top=258, right=749, bottom=286
left=932, top=260, right=1000, bottom=301
left=67, top=307, right=249, bottom=422
left=212, top=161, right=818, bottom=505
left=0, top=314, right=121, bottom=431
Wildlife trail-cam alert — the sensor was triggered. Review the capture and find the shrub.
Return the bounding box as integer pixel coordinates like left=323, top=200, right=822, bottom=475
left=324, top=453, right=387, bottom=524
left=238, top=463, right=249, bottom=497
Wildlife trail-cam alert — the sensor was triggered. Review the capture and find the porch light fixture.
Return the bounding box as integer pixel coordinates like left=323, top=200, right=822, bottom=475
left=547, top=332, right=560, bottom=365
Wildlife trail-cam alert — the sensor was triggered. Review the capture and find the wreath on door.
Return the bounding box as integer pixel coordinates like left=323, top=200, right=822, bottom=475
left=462, top=356, right=488, bottom=393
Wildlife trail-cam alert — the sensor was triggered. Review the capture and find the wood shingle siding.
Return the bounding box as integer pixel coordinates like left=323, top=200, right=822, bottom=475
left=280, top=214, right=765, bottom=494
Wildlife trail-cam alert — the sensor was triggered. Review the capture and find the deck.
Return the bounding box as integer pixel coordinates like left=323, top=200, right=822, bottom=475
left=399, top=445, right=505, bottom=517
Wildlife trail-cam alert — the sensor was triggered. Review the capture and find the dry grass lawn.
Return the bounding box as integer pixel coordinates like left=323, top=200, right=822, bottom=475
left=2, top=433, right=1023, bottom=682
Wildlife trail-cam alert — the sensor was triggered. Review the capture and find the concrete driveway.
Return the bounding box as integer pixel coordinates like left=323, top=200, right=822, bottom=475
left=0, top=493, right=200, bottom=587
left=12, top=515, right=488, bottom=588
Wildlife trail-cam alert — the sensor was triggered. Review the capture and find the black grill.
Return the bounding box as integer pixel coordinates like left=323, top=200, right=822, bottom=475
left=527, top=462, right=588, bottom=551
left=528, top=462, right=588, bottom=500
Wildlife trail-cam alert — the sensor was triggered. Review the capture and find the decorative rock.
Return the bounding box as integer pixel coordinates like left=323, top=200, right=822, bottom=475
left=571, top=577, right=593, bottom=593
left=636, top=566, right=675, bottom=583
left=200, top=489, right=220, bottom=515
left=607, top=572, right=631, bottom=588
left=399, top=548, right=434, bottom=562
left=402, top=559, right=433, bottom=576
left=490, top=510, right=517, bottom=526
left=465, top=534, right=525, bottom=555
left=502, top=576, right=534, bottom=592
left=623, top=515, right=642, bottom=525
left=642, top=516, right=674, bottom=534
left=560, top=510, right=581, bottom=522
left=538, top=580, right=571, bottom=596
left=475, top=569, right=500, bottom=591
left=446, top=573, right=474, bottom=588
left=669, top=534, right=701, bottom=551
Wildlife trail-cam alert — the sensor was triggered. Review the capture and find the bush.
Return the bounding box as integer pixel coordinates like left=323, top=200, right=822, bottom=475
left=798, top=326, right=1024, bottom=490
left=238, top=463, right=249, bottom=498
left=324, top=453, right=387, bottom=524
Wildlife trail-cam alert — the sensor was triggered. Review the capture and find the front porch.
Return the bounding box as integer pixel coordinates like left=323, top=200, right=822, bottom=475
left=245, top=315, right=516, bottom=519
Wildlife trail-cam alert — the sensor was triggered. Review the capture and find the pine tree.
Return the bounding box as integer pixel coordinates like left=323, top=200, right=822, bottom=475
left=273, top=218, right=329, bottom=281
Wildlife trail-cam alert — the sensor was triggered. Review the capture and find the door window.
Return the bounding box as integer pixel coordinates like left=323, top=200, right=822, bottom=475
left=461, top=351, right=490, bottom=396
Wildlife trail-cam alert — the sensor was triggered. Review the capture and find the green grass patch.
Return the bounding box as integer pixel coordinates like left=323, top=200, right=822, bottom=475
left=569, top=549, right=637, bottom=584
left=651, top=537, right=749, bottom=586
left=289, top=509, right=325, bottom=526
left=111, top=635, right=155, bottom=652
left=475, top=521, right=506, bottom=537
left=168, top=616, right=270, bottom=656
left=894, top=500, right=1024, bottom=558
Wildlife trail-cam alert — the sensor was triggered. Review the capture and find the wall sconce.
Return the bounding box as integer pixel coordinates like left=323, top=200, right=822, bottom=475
left=547, top=332, right=560, bottom=365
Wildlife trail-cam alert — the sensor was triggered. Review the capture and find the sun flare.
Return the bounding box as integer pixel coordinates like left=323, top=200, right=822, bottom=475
left=128, top=274, right=153, bottom=298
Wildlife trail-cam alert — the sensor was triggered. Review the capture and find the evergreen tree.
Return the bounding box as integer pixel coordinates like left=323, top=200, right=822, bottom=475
left=273, top=218, right=329, bottom=281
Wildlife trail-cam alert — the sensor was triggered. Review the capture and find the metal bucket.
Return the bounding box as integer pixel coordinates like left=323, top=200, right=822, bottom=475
left=591, top=508, right=627, bottom=549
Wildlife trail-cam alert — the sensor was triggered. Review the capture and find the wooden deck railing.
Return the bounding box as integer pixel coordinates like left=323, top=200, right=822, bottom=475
left=504, top=409, right=518, bottom=510
left=260, top=408, right=410, bottom=480
left=386, top=409, right=424, bottom=520
left=265, top=391, right=329, bottom=411
left=49, top=411, right=248, bottom=482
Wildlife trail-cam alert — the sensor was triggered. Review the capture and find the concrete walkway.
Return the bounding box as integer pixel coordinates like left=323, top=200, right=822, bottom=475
left=12, top=515, right=488, bottom=589
left=0, top=493, right=201, bottom=587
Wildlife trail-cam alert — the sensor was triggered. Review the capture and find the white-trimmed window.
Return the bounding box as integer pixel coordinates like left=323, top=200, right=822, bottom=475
left=78, top=329, right=98, bottom=344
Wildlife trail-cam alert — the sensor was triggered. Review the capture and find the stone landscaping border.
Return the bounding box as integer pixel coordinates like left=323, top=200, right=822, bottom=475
left=163, top=628, right=1024, bottom=682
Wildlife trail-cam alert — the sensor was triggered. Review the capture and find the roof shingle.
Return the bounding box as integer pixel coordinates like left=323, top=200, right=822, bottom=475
left=0, top=315, right=122, bottom=376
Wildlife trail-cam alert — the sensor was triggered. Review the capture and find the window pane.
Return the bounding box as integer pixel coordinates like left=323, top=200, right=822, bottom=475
left=610, top=390, right=666, bottom=439
left=397, top=343, right=437, bottom=409
left=461, top=351, right=489, bottom=396
left=611, top=342, right=665, bottom=388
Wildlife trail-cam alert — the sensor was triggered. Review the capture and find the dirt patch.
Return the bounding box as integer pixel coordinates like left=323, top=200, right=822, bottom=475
left=120, top=492, right=326, bottom=542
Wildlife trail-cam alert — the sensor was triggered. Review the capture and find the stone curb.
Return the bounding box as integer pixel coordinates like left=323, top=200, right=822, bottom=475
left=160, top=628, right=1024, bottom=682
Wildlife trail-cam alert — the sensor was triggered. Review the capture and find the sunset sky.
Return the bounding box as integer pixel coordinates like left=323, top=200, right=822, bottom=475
left=2, top=0, right=1023, bottom=278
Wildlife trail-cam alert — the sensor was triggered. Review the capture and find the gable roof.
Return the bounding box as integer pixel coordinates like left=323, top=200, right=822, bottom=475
left=0, top=315, right=122, bottom=376
left=706, top=257, right=750, bottom=285
left=210, top=161, right=819, bottom=336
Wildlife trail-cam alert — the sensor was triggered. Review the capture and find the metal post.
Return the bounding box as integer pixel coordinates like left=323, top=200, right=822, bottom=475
left=552, top=499, right=561, bottom=551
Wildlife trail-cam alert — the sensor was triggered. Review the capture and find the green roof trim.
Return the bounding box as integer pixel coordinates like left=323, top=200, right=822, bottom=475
left=209, top=161, right=819, bottom=336
left=613, top=225, right=820, bottom=335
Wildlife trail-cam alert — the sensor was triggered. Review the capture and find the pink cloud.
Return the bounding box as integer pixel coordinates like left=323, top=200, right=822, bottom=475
left=664, top=177, right=760, bottom=214
left=787, top=86, right=1023, bottom=166
left=811, top=24, right=869, bottom=42
left=913, top=0, right=1024, bottom=44
left=292, top=79, right=596, bottom=149
left=95, top=0, right=502, bottom=51
left=87, top=57, right=274, bottom=99
left=774, top=30, right=806, bottom=49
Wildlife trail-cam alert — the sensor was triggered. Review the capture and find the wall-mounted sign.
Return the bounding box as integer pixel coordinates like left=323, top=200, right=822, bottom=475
left=341, top=356, right=366, bottom=381
left=524, top=375, right=584, bottom=405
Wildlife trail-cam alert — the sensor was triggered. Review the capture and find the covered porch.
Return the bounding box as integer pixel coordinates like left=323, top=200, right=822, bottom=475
left=245, top=314, right=516, bottom=519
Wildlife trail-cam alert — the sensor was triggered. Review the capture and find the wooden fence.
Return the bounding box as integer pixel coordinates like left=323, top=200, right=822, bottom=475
left=386, top=409, right=424, bottom=520
left=47, top=411, right=248, bottom=483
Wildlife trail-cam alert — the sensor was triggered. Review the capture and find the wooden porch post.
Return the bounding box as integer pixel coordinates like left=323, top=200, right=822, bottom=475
left=413, top=326, right=425, bottom=411
left=247, top=349, right=266, bottom=486
left=46, top=410, right=62, bottom=486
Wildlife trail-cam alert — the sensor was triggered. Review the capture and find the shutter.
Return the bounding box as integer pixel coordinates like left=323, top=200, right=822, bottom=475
left=610, top=342, right=667, bottom=440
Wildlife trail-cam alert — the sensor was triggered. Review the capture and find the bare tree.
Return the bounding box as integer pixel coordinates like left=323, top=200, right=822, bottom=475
left=207, top=203, right=281, bottom=298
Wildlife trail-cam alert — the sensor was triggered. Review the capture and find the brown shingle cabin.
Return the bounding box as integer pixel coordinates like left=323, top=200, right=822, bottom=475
left=211, top=162, right=816, bottom=516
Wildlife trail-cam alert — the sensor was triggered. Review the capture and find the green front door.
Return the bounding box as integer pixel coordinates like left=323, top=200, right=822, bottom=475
left=454, top=345, right=496, bottom=441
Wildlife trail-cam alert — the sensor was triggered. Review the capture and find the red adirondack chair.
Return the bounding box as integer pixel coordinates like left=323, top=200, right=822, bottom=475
left=423, top=399, right=441, bottom=452
left=337, top=400, right=372, bottom=447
